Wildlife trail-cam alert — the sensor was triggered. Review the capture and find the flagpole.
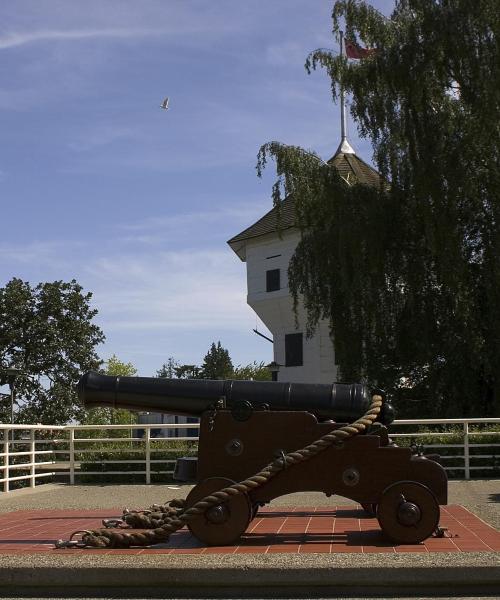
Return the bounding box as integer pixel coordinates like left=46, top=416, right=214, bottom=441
left=340, top=30, right=347, bottom=143
left=337, top=30, right=355, bottom=155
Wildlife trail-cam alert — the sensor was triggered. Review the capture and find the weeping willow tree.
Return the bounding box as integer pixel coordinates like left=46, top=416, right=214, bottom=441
left=257, top=0, right=499, bottom=417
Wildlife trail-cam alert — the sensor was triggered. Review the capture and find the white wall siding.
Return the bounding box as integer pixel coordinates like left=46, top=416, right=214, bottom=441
left=246, top=230, right=299, bottom=299
left=243, top=229, right=337, bottom=384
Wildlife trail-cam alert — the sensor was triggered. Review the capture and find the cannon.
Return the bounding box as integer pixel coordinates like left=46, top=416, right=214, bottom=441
left=79, top=373, right=448, bottom=546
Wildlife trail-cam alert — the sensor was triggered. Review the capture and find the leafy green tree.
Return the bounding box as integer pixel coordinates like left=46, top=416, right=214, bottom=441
left=257, top=0, right=499, bottom=417
left=0, top=278, right=104, bottom=424
left=174, top=364, right=202, bottom=379
left=156, top=357, right=180, bottom=379
left=105, top=355, right=137, bottom=378
left=82, top=354, right=137, bottom=426
left=232, top=361, right=272, bottom=381
left=157, top=359, right=203, bottom=379
left=158, top=347, right=270, bottom=382
left=200, top=341, right=234, bottom=380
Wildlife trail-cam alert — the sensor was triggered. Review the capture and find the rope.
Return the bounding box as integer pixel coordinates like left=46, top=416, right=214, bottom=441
left=58, top=395, right=382, bottom=549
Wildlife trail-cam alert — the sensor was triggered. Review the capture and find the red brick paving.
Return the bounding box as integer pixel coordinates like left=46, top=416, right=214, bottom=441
left=0, top=505, right=498, bottom=555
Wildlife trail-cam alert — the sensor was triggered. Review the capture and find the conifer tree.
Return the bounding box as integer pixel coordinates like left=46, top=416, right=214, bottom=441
left=200, top=342, right=234, bottom=380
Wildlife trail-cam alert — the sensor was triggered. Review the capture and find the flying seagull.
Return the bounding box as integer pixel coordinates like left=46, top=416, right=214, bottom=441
left=160, top=97, right=169, bottom=110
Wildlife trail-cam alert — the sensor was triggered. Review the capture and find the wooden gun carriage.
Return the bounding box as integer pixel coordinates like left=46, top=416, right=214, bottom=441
left=79, top=373, right=447, bottom=545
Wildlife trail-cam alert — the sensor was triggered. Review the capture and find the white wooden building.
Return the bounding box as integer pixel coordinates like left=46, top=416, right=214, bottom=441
left=228, top=141, right=380, bottom=384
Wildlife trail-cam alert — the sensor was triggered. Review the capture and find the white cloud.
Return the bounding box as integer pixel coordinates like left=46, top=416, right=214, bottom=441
left=0, top=240, right=82, bottom=268
left=118, top=204, right=268, bottom=234
left=0, top=235, right=255, bottom=333
left=0, top=28, right=165, bottom=50
left=85, top=249, right=250, bottom=332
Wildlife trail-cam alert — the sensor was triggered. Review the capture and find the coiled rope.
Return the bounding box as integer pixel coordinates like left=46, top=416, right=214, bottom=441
left=57, top=394, right=382, bottom=549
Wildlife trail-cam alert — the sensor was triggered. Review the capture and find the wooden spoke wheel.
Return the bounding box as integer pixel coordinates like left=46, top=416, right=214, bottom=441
left=377, top=481, right=440, bottom=544
left=361, top=503, right=377, bottom=517
left=185, top=477, right=252, bottom=546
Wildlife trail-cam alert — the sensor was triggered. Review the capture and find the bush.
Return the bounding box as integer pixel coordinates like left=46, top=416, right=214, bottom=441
left=78, top=440, right=197, bottom=484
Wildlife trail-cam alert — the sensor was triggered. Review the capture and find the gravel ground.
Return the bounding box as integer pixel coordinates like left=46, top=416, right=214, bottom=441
left=0, top=480, right=498, bottom=529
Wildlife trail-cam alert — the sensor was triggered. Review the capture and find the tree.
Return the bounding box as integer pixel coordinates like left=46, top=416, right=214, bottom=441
left=233, top=361, right=272, bottom=381
left=199, top=341, right=234, bottom=380
left=257, top=0, right=499, bottom=416
left=105, top=354, right=137, bottom=378
left=82, top=355, right=138, bottom=426
left=174, top=364, right=202, bottom=379
left=0, top=278, right=104, bottom=424
left=157, top=346, right=271, bottom=382
left=156, top=357, right=180, bottom=379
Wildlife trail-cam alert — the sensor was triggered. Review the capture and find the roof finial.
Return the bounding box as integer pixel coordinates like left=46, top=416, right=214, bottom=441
left=337, top=31, right=355, bottom=155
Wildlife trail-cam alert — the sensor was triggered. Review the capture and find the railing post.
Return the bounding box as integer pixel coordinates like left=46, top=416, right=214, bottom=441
left=463, top=421, right=470, bottom=480
left=3, top=429, right=9, bottom=493
left=30, top=429, right=36, bottom=488
left=69, top=428, right=75, bottom=485
left=145, top=428, right=151, bottom=485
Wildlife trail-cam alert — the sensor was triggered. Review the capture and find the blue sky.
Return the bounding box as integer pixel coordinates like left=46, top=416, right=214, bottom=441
left=0, top=0, right=394, bottom=377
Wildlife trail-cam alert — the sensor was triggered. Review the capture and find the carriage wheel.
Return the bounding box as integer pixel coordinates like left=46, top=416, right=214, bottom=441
left=185, top=477, right=252, bottom=546
left=377, top=481, right=440, bottom=544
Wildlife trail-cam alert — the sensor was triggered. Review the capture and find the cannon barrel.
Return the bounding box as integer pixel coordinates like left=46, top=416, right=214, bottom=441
left=78, top=372, right=392, bottom=423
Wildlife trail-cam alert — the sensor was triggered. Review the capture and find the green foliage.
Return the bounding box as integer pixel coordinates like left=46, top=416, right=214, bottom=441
left=105, top=354, right=137, bottom=377
left=156, top=357, right=180, bottom=378
left=78, top=440, right=197, bottom=483
left=199, top=341, right=233, bottom=379
left=258, top=0, right=500, bottom=417
left=174, top=364, right=202, bottom=379
left=232, top=361, right=272, bottom=381
left=0, top=278, right=104, bottom=424
left=82, top=354, right=137, bottom=428
left=157, top=346, right=271, bottom=381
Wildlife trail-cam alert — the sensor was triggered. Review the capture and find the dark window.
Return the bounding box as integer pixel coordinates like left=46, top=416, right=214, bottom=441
left=266, top=269, right=280, bottom=292
left=285, top=333, right=303, bottom=367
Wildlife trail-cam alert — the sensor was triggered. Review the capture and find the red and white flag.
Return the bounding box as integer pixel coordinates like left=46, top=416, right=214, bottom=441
left=345, top=39, right=377, bottom=59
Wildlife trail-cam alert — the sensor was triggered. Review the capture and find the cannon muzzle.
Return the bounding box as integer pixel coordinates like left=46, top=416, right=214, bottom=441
left=78, top=372, right=393, bottom=424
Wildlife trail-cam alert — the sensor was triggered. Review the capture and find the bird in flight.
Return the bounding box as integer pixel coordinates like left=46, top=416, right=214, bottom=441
left=160, top=97, right=169, bottom=110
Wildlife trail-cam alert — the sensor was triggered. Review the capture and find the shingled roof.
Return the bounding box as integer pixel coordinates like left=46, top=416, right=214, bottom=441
left=227, top=148, right=381, bottom=260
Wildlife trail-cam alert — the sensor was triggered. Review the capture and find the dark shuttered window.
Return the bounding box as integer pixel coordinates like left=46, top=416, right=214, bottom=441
left=285, top=333, right=303, bottom=367
left=266, top=269, right=280, bottom=292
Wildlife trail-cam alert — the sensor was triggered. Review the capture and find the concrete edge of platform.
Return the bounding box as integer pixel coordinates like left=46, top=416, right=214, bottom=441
left=0, top=553, right=499, bottom=596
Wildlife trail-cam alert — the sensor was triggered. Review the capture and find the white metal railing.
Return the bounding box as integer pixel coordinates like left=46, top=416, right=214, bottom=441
left=390, top=418, right=500, bottom=480
left=0, top=423, right=199, bottom=492
left=0, top=418, right=499, bottom=493
left=0, top=425, right=65, bottom=492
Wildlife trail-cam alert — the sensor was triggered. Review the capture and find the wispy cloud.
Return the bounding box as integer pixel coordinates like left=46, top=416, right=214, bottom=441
left=0, top=237, right=255, bottom=333
left=85, top=249, right=250, bottom=332
left=0, top=240, right=83, bottom=269
left=0, top=28, right=165, bottom=50
left=118, top=204, right=268, bottom=234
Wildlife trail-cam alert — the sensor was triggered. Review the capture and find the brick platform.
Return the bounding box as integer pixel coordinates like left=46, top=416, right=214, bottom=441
left=0, top=505, right=498, bottom=555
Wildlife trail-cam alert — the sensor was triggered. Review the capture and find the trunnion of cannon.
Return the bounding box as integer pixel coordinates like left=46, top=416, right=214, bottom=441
left=78, top=372, right=447, bottom=546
